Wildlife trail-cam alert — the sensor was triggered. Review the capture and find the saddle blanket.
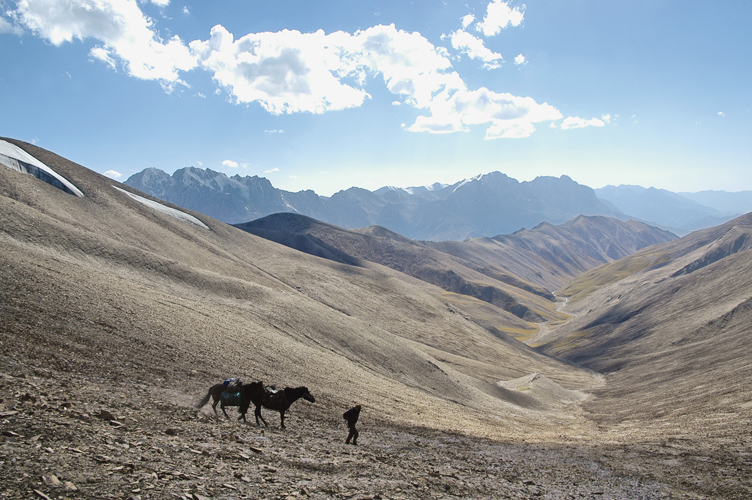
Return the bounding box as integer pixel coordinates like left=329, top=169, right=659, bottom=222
left=220, top=391, right=241, bottom=406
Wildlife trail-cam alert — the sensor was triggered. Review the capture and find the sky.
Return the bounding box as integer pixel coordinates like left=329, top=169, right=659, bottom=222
left=1, top=0, right=751, bottom=197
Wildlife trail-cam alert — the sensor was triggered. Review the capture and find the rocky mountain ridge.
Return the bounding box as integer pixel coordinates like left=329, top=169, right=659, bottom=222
left=126, top=168, right=620, bottom=241
left=126, top=166, right=751, bottom=241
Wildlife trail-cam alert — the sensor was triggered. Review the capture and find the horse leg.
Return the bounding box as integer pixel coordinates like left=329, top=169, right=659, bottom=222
left=255, top=405, right=268, bottom=427
left=221, top=403, right=231, bottom=420
left=211, top=398, right=220, bottom=419
left=279, top=410, right=286, bottom=430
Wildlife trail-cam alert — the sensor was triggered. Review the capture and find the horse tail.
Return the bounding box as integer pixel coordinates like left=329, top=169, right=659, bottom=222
left=195, top=390, right=211, bottom=409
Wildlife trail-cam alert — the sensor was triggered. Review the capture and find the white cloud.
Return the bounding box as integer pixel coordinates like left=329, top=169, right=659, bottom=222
left=104, top=170, right=122, bottom=179
left=190, top=25, right=371, bottom=114
left=11, top=2, right=563, bottom=140
left=190, top=23, right=460, bottom=115
left=264, top=129, right=284, bottom=134
left=560, top=116, right=606, bottom=130
left=601, top=113, right=611, bottom=123
left=461, top=14, right=475, bottom=29
left=476, top=1, right=524, bottom=37
left=445, top=30, right=503, bottom=69
left=485, top=120, right=536, bottom=139
left=182, top=6, right=190, bottom=16
left=0, top=17, right=23, bottom=35
left=265, top=167, right=280, bottom=173
left=150, top=0, right=170, bottom=7
left=408, top=86, right=562, bottom=138
left=222, top=160, right=238, bottom=168
left=718, top=111, right=725, bottom=117
left=12, top=0, right=196, bottom=88
left=514, top=54, right=526, bottom=65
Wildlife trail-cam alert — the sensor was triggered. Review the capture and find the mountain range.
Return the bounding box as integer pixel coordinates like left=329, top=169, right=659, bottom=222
left=125, top=167, right=620, bottom=240
left=126, top=166, right=752, bottom=240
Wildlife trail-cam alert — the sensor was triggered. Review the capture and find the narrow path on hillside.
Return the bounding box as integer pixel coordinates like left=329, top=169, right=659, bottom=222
left=526, top=295, right=606, bottom=390
left=527, top=294, right=571, bottom=347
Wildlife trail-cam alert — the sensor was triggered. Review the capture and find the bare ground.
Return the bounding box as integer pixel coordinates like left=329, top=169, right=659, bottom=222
left=2, top=356, right=751, bottom=500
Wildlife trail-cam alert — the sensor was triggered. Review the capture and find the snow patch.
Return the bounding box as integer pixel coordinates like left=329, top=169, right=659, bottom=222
left=0, top=140, right=84, bottom=197
left=452, top=174, right=484, bottom=193
left=112, top=186, right=209, bottom=229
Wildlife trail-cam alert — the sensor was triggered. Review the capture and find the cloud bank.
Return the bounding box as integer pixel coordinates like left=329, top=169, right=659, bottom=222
left=7, top=0, right=594, bottom=139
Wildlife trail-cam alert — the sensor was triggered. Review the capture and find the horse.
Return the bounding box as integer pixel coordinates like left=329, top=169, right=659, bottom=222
left=195, top=382, right=243, bottom=419
left=238, top=382, right=315, bottom=429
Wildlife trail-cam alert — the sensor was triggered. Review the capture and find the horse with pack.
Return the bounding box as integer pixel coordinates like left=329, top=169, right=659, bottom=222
left=196, top=378, right=315, bottom=429
left=195, top=378, right=244, bottom=419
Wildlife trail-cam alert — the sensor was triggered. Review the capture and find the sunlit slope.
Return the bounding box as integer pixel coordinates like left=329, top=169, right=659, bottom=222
left=426, top=215, right=676, bottom=292
left=0, top=139, right=596, bottom=438
left=237, top=213, right=560, bottom=329
left=539, top=212, right=752, bottom=439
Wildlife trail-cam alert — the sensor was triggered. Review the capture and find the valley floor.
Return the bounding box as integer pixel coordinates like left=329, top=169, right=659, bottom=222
left=1, top=363, right=750, bottom=500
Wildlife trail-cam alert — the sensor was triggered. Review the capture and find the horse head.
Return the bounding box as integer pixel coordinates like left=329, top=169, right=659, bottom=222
left=300, top=387, right=315, bottom=403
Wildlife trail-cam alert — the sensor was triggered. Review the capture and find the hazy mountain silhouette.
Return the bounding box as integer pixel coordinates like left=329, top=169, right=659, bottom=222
left=596, top=184, right=741, bottom=235
left=678, top=189, right=752, bottom=215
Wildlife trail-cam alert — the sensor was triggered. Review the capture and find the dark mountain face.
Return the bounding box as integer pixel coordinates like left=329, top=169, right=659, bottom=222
left=125, top=169, right=621, bottom=241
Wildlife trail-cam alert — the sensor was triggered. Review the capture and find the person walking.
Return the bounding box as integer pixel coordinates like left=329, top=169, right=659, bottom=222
left=343, top=404, right=361, bottom=445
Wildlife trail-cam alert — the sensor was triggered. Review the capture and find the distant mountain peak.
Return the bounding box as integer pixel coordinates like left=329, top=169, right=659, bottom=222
left=124, top=167, right=625, bottom=240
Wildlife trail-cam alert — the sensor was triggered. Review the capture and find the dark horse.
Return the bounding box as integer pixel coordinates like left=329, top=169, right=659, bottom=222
left=239, top=382, right=315, bottom=429
left=195, top=383, right=243, bottom=419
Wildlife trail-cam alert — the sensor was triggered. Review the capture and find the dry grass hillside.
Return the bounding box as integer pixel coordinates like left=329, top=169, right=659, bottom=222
left=537, top=213, right=752, bottom=449
left=1, top=139, right=750, bottom=499
left=427, top=216, right=677, bottom=292
left=236, top=213, right=561, bottom=333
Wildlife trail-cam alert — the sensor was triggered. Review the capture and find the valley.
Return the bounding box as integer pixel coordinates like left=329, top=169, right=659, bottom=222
left=1, top=138, right=751, bottom=499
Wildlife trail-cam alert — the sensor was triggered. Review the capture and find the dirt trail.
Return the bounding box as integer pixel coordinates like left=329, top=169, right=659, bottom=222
left=527, top=296, right=571, bottom=347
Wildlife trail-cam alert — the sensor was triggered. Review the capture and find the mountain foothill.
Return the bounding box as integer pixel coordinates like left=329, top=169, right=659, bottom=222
left=2, top=137, right=751, bottom=499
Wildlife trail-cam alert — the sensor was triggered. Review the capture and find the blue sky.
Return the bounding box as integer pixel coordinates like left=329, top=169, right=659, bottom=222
left=1, top=0, right=750, bottom=196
